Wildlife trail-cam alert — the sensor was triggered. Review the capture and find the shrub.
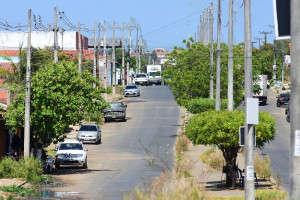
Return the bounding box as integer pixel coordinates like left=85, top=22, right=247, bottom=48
left=0, top=157, right=44, bottom=184
left=175, top=135, right=190, bottom=155
left=186, top=98, right=231, bottom=114
left=254, top=152, right=272, bottom=180
left=255, top=189, right=287, bottom=200
left=0, top=185, right=37, bottom=197
left=199, top=148, right=225, bottom=171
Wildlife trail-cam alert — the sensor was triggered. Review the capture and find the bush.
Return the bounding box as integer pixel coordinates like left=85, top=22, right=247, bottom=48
left=0, top=157, right=44, bottom=184
left=199, top=148, right=225, bottom=171
left=0, top=185, right=37, bottom=197
left=255, top=189, right=287, bottom=200
left=186, top=98, right=232, bottom=114
left=254, top=152, right=272, bottom=180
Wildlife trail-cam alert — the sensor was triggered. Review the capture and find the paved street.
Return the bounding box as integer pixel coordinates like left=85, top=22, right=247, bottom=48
left=260, top=88, right=290, bottom=191
left=49, top=85, right=181, bottom=200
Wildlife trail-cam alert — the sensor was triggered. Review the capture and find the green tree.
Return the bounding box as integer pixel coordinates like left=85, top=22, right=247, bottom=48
left=185, top=110, right=276, bottom=188
left=4, top=61, right=107, bottom=145
left=163, top=37, right=244, bottom=106
left=150, top=50, right=158, bottom=62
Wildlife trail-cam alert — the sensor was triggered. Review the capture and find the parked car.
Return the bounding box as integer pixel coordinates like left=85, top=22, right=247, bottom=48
left=77, top=124, right=101, bottom=144
left=133, top=73, right=149, bottom=86
left=286, top=109, right=290, bottom=123
left=104, top=102, right=127, bottom=122
left=124, top=84, right=140, bottom=97
left=55, top=140, right=88, bottom=169
left=276, top=93, right=290, bottom=107
left=285, top=101, right=290, bottom=115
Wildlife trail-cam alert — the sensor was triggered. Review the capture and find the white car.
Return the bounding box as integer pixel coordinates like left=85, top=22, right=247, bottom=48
left=124, top=84, right=140, bottom=97
left=77, top=124, right=101, bottom=144
left=55, top=140, right=88, bottom=169
left=133, top=73, right=149, bottom=86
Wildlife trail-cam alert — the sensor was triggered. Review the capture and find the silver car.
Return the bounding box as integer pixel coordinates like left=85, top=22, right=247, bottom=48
left=77, top=124, right=101, bottom=144
left=124, top=84, right=140, bottom=97
left=55, top=140, right=88, bottom=169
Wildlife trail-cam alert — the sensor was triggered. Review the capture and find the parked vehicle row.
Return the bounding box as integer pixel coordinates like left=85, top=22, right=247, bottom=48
left=276, top=92, right=290, bottom=123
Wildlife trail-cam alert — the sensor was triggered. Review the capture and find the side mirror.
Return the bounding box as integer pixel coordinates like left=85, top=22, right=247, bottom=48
left=84, top=148, right=88, bottom=151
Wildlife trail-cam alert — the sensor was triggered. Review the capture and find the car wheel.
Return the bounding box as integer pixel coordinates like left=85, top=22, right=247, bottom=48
left=104, top=118, right=108, bottom=123
left=277, top=102, right=280, bottom=107
left=122, top=118, right=126, bottom=122
left=83, top=159, right=88, bottom=169
left=55, top=163, right=60, bottom=169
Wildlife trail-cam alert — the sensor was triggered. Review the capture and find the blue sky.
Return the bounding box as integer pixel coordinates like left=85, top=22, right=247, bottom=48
left=0, top=0, right=275, bottom=51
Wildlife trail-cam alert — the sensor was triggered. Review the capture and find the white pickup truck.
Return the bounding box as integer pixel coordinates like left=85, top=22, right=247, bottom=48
left=133, top=73, right=149, bottom=86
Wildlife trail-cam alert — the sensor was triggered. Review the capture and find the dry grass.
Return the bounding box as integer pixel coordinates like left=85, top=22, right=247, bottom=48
left=254, top=151, right=272, bottom=180
left=175, top=135, right=190, bottom=154
left=125, top=172, right=210, bottom=200
left=199, top=148, right=225, bottom=171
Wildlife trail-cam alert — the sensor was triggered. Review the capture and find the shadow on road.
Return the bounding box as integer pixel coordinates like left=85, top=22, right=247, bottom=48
left=52, top=168, right=120, bottom=175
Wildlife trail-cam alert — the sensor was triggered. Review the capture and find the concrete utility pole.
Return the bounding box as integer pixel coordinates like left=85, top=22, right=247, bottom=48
left=215, top=0, right=221, bottom=111
left=197, top=25, right=200, bottom=42
left=138, top=36, right=141, bottom=73
left=78, top=22, right=82, bottom=73
left=54, top=7, right=58, bottom=63
left=273, top=39, right=277, bottom=83
left=122, top=22, right=125, bottom=87
left=227, top=0, right=234, bottom=111
left=112, top=21, right=116, bottom=98
left=129, top=18, right=133, bottom=55
left=206, top=9, right=209, bottom=44
left=203, top=11, right=206, bottom=45
left=103, top=21, right=107, bottom=101
left=98, top=23, right=101, bottom=83
left=127, top=25, right=131, bottom=85
left=209, top=3, right=214, bottom=100
left=259, top=31, right=272, bottom=45
left=244, top=0, right=255, bottom=199
left=24, top=9, right=31, bottom=158
left=254, top=37, right=264, bottom=49
left=281, top=41, right=284, bottom=86
left=290, top=1, right=300, bottom=198
left=136, top=24, right=139, bottom=74
left=93, top=21, right=97, bottom=88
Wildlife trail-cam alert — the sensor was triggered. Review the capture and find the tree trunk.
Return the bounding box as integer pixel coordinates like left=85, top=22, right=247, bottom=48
left=221, top=146, right=240, bottom=188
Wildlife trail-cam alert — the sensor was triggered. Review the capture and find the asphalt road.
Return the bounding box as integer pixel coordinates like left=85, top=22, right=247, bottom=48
left=50, top=85, right=181, bottom=200
left=260, top=89, right=290, bottom=191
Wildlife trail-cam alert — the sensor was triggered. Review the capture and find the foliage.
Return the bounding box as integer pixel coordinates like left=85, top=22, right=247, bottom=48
left=150, top=50, right=158, bottom=62
left=186, top=98, right=232, bottom=114
left=273, top=172, right=282, bottom=190
left=0, top=157, right=44, bottom=184
left=199, top=148, right=225, bottom=171
left=4, top=61, right=108, bottom=144
left=254, top=152, right=272, bottom=180
left=125, top=174, right=208, bottom=200
left=255, top=189, right=287, bottom=200
left=0, top=185, right=37, bottom=197
left=163, top=37, right=245, bottom=107
left=185, top=110, right=276, bottom=188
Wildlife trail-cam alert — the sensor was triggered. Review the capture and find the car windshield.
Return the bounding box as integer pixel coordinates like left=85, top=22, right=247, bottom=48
left=59, top=143, right=83, bottom=150
left=136, top=74, right=146, bottom=78
left=126, top=85, right=137, bottom=89
left=110, top=103, right=124, bottom=108
left=79, top=125, right=97, bottom=131
left=280, top=94, right=290, bottom=97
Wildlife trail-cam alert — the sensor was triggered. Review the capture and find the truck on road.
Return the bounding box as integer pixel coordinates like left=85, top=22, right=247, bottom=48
left=146, top=65, right=161, bottom=85
left=253, top=74, right=268, bottom=105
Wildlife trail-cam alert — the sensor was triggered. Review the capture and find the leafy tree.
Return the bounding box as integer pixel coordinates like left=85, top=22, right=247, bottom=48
left=163, top=37, right=244, bottom=106
left=185, top=110, right=276, bottom=188
left=150, top=50, right=158, bottom=62
left=4, top=60, right=107, bottom=145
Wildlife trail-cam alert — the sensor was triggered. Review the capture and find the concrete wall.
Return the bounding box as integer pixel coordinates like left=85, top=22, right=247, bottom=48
left=0, top=31, right=86, bottom=51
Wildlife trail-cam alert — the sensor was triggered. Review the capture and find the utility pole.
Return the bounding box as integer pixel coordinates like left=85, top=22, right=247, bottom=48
left=122, top=22, right=125, bottom=87
left=273, top=39, right=277, bottom=83
left=197, top=25, right=200, bottom=42
left=138, top=35, right=141, bottom=73
left=129, top=18, right=133, bottom=55
left=53, top=7, right=58, bottom=63
left=206, top=9, right=209, bottom=44
left=209, top=3, right=214, bottom=100
left=290, top=1, right=300, bottom=198
left=24, top=9, right=31, bottom=158
left=281, top=41, right=284, bottom=86
left=93, top=21, right=97, bottom=88
left=227, top=0, right=234, bottom=111
left=244, top=0, right=255, bottom=199
left=112, top=21, right=116, bottom=99
left=254, top=37, right=264, bottom=48
left=127, top=22, right=131, bottom=85
left=200, top=15, right=203, bottom=43
left=136, top=24, right=139, bottom=74
left=215, top=0, right=221, bottom=111
left=103, top=21, right=107, bottom=101
left=98, top=23, right=101, bottom=83
left=78, top=22, right=82, bottom=73
left=203, top=12, right=206, bottom=45
left=259, top=31, right=272, bottom=45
